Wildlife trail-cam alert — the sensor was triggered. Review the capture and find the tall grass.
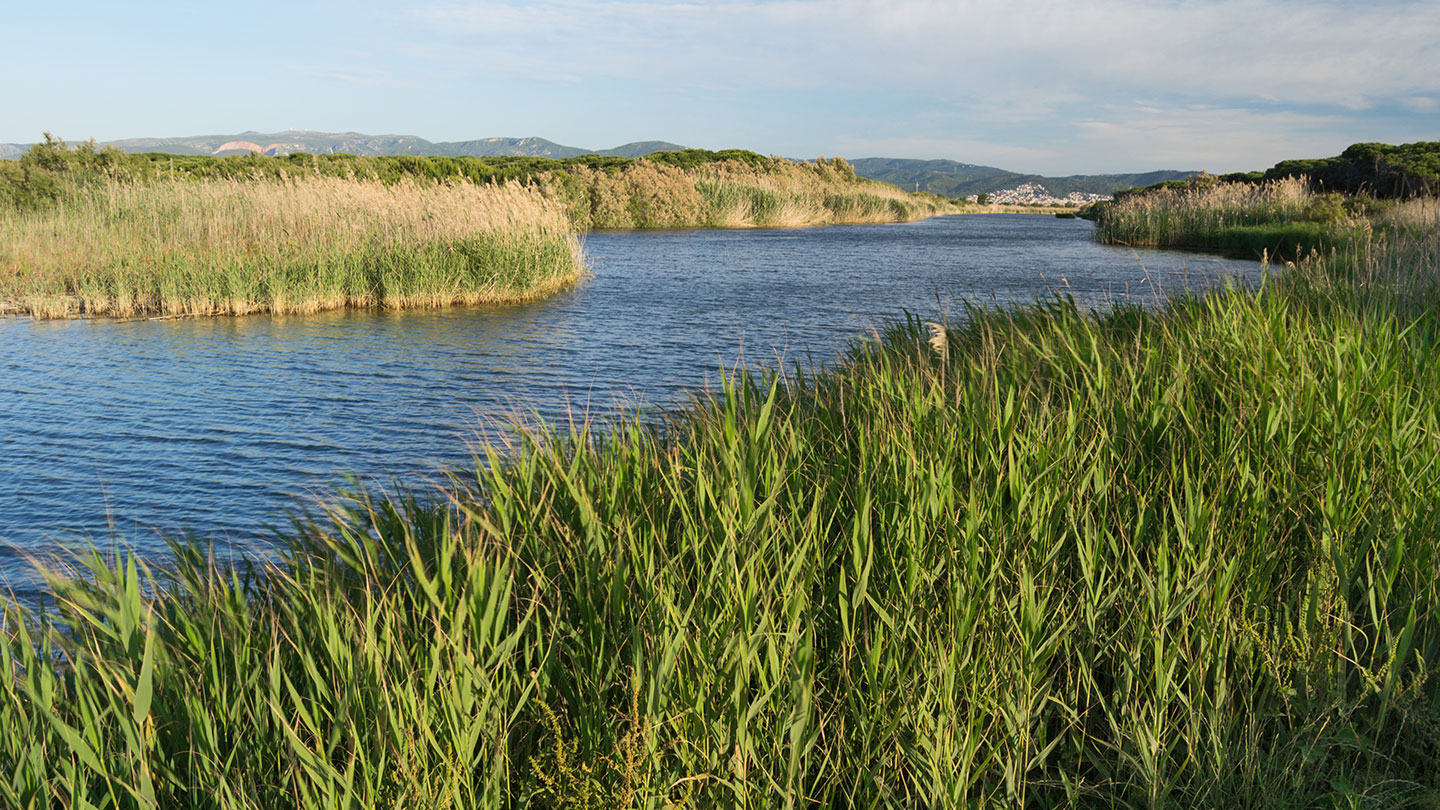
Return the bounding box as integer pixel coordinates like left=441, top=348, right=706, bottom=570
left=545, top=156, right=958, bottom=230
left=1090, top=175, right=1404, bottom=260
left=688, top=158, right=949, bottom=228
left=4, top=222, right=1439, bottom=807
left=1097, top=176, right=1310, bottom=247
left=0, top=149, right=957, bottom=319
left=0, top=176, right=585, bottom=318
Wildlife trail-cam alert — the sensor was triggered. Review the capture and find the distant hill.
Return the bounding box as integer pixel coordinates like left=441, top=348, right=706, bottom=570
left=0, top=131, right=1193, bottom=198
left=849, top=157, right=1198, bottom=199
left=0, top=131, right=689, bottom=160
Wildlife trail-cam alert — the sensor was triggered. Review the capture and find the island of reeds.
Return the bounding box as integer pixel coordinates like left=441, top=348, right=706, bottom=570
left=1092, top=140, right=1440, bottom=258
left=3, top=142, right=1440, bottom=808
left=0, top=136, right=962, bottom=319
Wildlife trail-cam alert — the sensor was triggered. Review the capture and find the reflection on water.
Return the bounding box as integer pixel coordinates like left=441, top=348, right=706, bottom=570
left=0, top=215, right=1259, bottom=595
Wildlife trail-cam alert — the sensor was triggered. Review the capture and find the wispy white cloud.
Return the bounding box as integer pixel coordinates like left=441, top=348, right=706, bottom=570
left=1401, top=96, right=1440, bottom=114
left=1068, top=105, right=1358, bottom=170
left=303, top=66, right=423, bottom=90
left=828, top=134, right=1061, bottom=168
left=23, top=0, right=1430, bottom=172
left=403, top=0, right=1440, bottom=109
left=349, top=0, right=1440, bottom=171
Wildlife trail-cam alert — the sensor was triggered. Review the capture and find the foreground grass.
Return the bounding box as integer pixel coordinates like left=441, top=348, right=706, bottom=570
left=5, top=220, right=1440, bottom=807
left=0, top=177, right=585, bottom=319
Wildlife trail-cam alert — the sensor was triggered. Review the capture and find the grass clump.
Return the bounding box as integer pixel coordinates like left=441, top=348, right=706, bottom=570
left=1094, top=174, right=1436, bottom=259
left=2, top=137, right=958, bottom=233
left=4, top=220, right=1440, bottom=806
left=548, top=155, right=958, bottom=230
left=1098, top=175, right=1320, bottom=254
left=0, top=139, right=960, bottom=320
left=0, top=176, right=584, bottom=319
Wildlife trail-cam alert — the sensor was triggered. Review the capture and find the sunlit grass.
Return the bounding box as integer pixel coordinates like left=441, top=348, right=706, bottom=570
left=555, top=156, right=960, bottom=230
left=0, top=176, right=585, bottom=319
left=3, top=224, right=1439, bottom=807
left=1093, top=176, right=1368, bottom=259
left=0, top=152, right=961, bottom=321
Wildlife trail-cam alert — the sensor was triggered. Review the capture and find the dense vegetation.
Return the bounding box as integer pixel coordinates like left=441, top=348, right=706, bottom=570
left=0, top=136, right=955, bottom=230
left=0, top=176, right=584, bottom=319
left=1095, top=173, right=1437, bottom=259
left=0, top=137, right=958, bottom=317
left=1112, top=142, right=1440, bottom=204
left=0, top=135, right=762, bottom=209
left=1248, top=141, right=1440, bottom=198
left=4, top=200, right=1439, bottom=806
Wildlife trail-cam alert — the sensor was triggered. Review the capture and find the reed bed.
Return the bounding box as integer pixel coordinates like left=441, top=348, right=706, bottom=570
left=551, top=158, right=956, bottom=230
left=1380, top=196, right=1440, bottom=233
left=0, top=177, right=585, bottom=318
left=692, top=158, right=946, bottom=227
left=1094, top=176, right=1353, bottom=258
left=4, top=223, right=1439, bottom=807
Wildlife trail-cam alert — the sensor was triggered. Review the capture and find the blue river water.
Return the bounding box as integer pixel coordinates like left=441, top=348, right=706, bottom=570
left=0, top=215, right=1260, bottom=597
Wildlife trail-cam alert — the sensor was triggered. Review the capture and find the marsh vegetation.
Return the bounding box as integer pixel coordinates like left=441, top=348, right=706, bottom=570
left=4, top=138, right=1438, bottom=807
left=1095, top=173, right=1440, bottom=260
left=0, top=138, right=958, bottom=318
left=0, top=177, right=584, bottom=319
left=3, top=209, right=1438, bottom=807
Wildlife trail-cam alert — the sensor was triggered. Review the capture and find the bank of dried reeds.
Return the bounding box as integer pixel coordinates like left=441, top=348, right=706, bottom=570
left=0, top=176, right=585, bottom=318
left=1097, top=176, right=1315, bottom=247
left=548, top=157, right=955, bottom=230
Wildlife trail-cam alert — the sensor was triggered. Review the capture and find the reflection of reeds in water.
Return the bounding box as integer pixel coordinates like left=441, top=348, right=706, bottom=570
left=0, top=176, right=585, bottom=318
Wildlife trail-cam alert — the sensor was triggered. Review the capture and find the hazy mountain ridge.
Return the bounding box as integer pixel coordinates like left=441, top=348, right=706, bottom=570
left=849, top=157, right=1197, bottom=198
left=0, top=131, right=689, bottom=160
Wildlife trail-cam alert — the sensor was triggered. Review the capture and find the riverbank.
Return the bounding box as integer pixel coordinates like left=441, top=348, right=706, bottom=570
left=1094, top=173, right=1439, bottom=260
left=548, top=154, right=960, bottom=229
left=0, top=176, right=586, bottom=319
left=972, top=203, right=1078, bottom=215
left=0, top=142, right=964, bottom=317
left=3, top=213, right=1436, bottom=806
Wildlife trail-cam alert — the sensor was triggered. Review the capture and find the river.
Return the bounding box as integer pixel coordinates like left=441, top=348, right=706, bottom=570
left=0, top=215, right=1259, bottom=596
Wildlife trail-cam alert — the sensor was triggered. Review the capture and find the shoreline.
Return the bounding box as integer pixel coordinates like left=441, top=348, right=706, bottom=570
left=2, top=209, right=1084, bottom=321
left=6, top=219, right=1435, bottom=804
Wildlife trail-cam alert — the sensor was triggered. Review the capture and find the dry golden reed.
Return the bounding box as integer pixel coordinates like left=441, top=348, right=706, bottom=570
left=1098, top=176, right=1314, bottom=247
left=0, top=176, right=585, bottom=318
left=547, top=157, right=956, bottom=230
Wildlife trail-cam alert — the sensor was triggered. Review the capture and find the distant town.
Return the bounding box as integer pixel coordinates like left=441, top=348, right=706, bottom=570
left=967, top=183, right=1111, bottom=207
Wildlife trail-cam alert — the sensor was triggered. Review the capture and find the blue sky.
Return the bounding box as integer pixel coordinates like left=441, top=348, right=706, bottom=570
left=3, top=0, right=1437, bottom=174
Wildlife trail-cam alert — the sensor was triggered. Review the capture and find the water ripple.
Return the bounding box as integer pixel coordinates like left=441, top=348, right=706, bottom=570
left=0, top=216, right=1258, bottom=589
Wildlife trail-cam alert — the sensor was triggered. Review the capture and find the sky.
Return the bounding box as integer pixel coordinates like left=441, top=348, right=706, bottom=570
left=2, top=0, right=1437, bottom=175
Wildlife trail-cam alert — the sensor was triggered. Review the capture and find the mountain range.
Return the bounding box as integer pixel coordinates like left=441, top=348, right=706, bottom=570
left=0, top=131, right=1197, bottom=196
left=847, top=158, right=1197, bottom=199
left=0, top=131, right=688, bottom=160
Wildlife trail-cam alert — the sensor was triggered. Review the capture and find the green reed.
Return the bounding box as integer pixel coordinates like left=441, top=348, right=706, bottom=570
left=1093, top=176, right=1376, bottom=259
left=3, top=225, right=1439, bottom=808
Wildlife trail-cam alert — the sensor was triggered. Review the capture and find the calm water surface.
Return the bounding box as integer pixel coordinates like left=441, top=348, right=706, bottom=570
left=0, top=215, right=1258, bottom=595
